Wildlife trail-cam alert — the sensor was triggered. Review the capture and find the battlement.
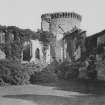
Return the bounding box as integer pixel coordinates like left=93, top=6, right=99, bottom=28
left=41, top=12, right=82, bottom=21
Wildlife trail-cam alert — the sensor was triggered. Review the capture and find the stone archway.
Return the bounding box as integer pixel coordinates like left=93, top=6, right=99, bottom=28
left=23, top=41, right=32, bottom=61
left=35, top=48, right=40, bottom=60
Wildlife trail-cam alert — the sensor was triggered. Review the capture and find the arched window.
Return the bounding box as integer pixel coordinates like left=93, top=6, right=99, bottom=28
left=23, top=42, right=31, bottom=61
left=35, top=48, right=40, bottom=59
left=9, top=33, right=14, bottom=42
left=0, top=32, right=5, bottom=43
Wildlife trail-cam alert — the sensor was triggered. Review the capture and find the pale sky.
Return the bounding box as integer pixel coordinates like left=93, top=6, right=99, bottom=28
left=0, top=0, right=105, bottom=36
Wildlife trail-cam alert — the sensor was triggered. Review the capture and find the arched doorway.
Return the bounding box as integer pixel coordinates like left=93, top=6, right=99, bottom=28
left=35, top=48, right=40, bottom=59
left=23, top=41, right=32, bottom=61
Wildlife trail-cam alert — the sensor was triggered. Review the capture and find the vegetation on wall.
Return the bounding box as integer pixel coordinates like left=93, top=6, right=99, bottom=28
left=38, top=30, right=54, bottom=46
left=0, top=26, right=38, bottom=61
left=63, top=28, right=86, bottom=61
left=0, top=25, right=54, bottom=62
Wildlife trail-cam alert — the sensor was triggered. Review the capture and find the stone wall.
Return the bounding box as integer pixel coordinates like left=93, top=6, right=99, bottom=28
left=29, top=39, right=51, bottom=64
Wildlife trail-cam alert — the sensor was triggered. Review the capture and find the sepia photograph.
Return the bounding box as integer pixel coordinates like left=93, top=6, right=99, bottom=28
left=0, top=0, right=105, bottom=105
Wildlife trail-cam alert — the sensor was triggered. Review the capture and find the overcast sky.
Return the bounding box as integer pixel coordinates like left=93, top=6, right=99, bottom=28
left=0, top=0, right=105, bottom=35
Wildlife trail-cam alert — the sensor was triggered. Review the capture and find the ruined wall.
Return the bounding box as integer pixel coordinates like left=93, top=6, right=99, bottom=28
left=97, top=34, right=105, bottom=46
left=29, top=39, right=51, bottom=64
left=97, top=34, right=105, bottom=61
left=0, top=31, right=6, bottom=60
left=86, top=30, right=105, bottom=61
left=0, top=49, right=5, bottom=60
left=30, top=40, right=43, bottom=63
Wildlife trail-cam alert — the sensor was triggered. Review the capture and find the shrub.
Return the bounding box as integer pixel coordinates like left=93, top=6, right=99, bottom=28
left=30, top=62, right=59, bottom=84
left=55, top=62, right=68, bottom=79
left=87, top=60, right=97, bottom=80
left=0, top=59, right=30, bottom=86
left=87, top=70, right=97, bottom=80
left=30, top=60, right=80, bottom=83
left=0, top=78, right=10, bottom=86
left=29, top=60, right=59, bottom=84
left=56, top=61, right=79, bottom=80
left=30, top=70, right=58, bottom=83
left=64, top=66, right=79, bottom=80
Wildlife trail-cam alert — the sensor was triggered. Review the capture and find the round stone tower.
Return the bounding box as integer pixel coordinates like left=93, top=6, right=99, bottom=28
left=41, top=12, right=82, bottom=36
left=41, top=12, right=82, bottom=62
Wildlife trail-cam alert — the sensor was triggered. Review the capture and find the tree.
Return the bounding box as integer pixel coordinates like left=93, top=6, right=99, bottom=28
left=63, top=28, right=86, bottom=62
left=37, top=31, right=54, bottom=62
left=39, top=31, right=53, bottom=46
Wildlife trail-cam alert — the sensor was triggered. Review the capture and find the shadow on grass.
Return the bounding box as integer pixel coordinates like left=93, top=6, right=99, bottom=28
left=36, top=79, right=105, bottom=95
left=3, top=94, right=105, bottom=105
left=58, top=79, right=105, bottom=95
left=3, top=94, right=74, bottom=105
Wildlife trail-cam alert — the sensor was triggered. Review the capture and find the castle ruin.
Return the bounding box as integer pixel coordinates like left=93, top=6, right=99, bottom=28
left=30, top=12, right=85, bottom=64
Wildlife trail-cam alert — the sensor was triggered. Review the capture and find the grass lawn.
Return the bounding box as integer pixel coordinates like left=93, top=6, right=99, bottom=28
left=1, top=79, right=105, bottom=105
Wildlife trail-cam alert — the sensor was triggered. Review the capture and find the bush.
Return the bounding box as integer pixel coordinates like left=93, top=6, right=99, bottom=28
left=30, top=70, right=58, bottom=83
left=87, top=70, right=97, bottom=80
left=30, top=64, right=58, bottom=84
left=55, top=62, right=68, bottom=79
left=0, top=59, right=30, bottom=86
left=87, top=60, right=97, bottom=80
left=64, top=67, right=79, bottom=80
left=30, top=60, right=80, bottom=83
left=29, top=60, right=59, bottom=84
left=56, top=61, right=79, bottom=80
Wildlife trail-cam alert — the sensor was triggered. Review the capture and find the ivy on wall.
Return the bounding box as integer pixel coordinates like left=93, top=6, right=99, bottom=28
left=0, top=25, right=54, bottom=62
left=0, top=26, right=34, bottom=61
left=63, top=28, right=86, bottom=61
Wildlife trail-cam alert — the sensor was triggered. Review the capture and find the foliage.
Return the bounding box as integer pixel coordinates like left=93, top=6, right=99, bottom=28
left=30, top=70, right=58, bottom=84
left=87, top=60, right=97, bottom=80
left=30, top=61, right=59, bottom=83
left=0, top=25, right=39, bottom=61
left=0, top=25, right=54, bottom=61
left=56, top=61, right=79, bottom=80
left=31, top=60, right=80, bottom=81
left=63, top=28, right=86, bottom=62
left=64, top=28, right=82, bottom=39
left=38, top=31, right=54, bottom=46
left=0, top=60, right=30, bottom=85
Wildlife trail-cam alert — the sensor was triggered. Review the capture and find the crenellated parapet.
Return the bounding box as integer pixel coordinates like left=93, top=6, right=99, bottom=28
left=41, top=12, right=82, bottom=21
left=41, top=11, right=82, bottom=36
